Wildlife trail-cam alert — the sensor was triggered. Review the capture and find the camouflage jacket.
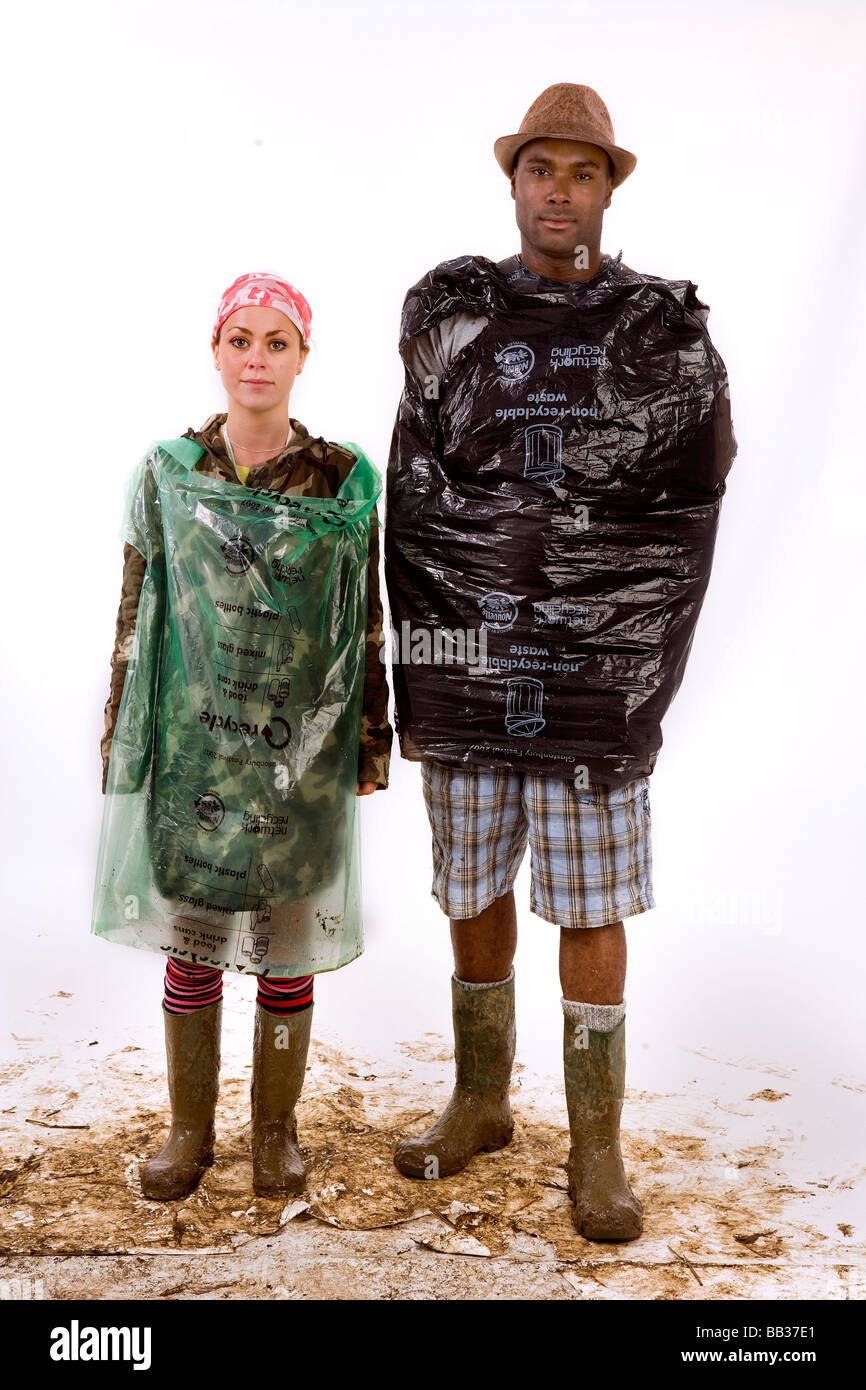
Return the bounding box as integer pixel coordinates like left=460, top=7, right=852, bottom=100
left=100, top=412, right=392, bottom=793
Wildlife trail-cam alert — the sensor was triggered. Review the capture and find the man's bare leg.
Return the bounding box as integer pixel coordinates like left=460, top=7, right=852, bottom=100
left=451, top=890, right=518, bottom=983
left=559, top=918, right=625, bottom=1003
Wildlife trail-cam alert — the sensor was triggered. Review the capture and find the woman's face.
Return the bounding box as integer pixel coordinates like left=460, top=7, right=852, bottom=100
left=212, top=305, right=308, bottom=414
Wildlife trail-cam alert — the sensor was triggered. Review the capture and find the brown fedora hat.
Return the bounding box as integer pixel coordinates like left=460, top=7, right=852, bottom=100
left=494, top=83, right=636, bottom=188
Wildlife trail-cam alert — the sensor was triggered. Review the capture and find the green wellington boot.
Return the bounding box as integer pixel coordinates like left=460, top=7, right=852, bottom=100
left=251, top=1002, right=312, bottom=1198
left=140, top=1000, right=222, bottom=1201
left=394, top=971, right=515, bottom=1179
left=563, top=1010, right=643, bottom=1241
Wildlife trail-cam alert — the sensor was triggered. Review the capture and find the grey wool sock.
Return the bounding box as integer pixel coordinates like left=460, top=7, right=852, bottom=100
left=454, top=967, right=515, bottom=991
left=561, top=997, right=625, bottom=1033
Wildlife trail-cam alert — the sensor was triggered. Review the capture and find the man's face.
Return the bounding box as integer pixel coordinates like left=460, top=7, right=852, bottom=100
left=212, top=306, right=307, bottom=413
left=511, top=137, right=613, bottom=267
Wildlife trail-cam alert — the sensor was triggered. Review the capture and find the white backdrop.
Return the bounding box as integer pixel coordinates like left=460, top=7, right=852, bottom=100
left=2, top=0, right=865, bottom=1113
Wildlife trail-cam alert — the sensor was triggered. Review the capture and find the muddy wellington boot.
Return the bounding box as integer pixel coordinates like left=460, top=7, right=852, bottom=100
left=394, top=970, right=515, bottom=1179
left=563, top=1001, right=643, bottom=1241
left=251, top=1001, right=312, bottom=1197
left=140, top=1000, right=222, bottom=1201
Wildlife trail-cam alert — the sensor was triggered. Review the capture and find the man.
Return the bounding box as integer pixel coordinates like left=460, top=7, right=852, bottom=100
left=384, top=84, right=735, bottom=1241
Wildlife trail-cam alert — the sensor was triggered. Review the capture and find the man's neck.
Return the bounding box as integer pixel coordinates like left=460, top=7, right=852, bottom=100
left=517, top=242, right=605, bottom=283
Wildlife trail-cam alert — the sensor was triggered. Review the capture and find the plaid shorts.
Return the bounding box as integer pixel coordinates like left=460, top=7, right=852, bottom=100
left=420, top=761, right=655, bottom=930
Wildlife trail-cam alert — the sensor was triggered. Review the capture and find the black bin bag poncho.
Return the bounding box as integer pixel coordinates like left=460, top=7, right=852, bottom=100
left=385, top=253, right=736, bottom=786
left=92, top=436, right=381, bottom=977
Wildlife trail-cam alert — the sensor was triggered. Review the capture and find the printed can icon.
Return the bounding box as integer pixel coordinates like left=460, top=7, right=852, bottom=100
left=524, top=424, right=564, bottom=486
left=505, top=676, right=546, bottom=737
left=268, top=676, right=291, bottom=708
left=241, top=933, right=270, bottom=965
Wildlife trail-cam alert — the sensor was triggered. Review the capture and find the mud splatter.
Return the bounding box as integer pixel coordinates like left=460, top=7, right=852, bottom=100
left=0, top=1030, right=862, bottom=1300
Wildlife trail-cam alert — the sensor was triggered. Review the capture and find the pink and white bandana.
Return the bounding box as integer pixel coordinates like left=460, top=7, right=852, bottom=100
left=212, top=271, right=312, bottom=347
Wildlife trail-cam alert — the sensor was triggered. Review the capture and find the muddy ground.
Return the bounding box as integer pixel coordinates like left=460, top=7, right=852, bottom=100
left=1, top=990, right=864, bottom=1301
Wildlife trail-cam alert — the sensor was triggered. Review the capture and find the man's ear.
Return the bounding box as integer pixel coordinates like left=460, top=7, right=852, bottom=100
left=510, top=169, right=517, bottom=201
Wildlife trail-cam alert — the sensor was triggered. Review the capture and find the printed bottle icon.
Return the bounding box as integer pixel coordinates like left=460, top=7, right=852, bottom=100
left=524, top=424, right=564, bottom=486
left=505, top=676, right=546, bottom=737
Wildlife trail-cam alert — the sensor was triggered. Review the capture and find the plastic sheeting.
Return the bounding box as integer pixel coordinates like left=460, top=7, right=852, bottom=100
left=92, top=436, right=381, bottom=977
left=385, top=253, right=736, bottom=786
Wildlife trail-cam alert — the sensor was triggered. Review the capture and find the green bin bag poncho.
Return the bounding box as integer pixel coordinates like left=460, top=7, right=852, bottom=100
left=92, top=435, right=382, bottom=977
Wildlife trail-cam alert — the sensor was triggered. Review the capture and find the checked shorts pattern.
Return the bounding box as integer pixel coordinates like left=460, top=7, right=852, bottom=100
left=420, top=761, right=655, bottom=929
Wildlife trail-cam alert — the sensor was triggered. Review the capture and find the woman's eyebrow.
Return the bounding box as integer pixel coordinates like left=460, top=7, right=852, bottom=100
left=228, top=324, right=289, bottom=336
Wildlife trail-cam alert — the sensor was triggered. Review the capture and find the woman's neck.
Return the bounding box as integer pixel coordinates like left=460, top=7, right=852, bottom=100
left=223, top=407, right=292, bottom=459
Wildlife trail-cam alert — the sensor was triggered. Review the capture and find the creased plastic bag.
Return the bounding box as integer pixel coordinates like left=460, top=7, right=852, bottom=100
left=92, top=436, right=381, bottom=976
left=385, top=253, right=736, bottom=786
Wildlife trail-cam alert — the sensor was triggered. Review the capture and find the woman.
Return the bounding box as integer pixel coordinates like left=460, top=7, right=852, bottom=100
left=95, top=271, right=391, bottom=1201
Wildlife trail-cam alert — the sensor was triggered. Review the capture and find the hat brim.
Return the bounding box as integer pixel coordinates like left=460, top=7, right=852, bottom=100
left=493, top=131, right=637, bottom=188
